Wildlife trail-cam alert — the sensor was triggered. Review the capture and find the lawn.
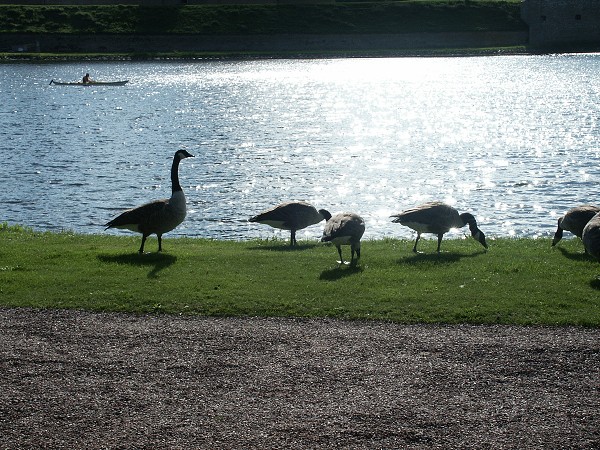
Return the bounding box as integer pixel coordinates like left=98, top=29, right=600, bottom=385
left=1, top=224, right=598, bottom=326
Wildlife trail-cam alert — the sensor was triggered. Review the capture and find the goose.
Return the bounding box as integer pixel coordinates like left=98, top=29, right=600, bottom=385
left=249, top=201, right=329, bottom=246
left=552, top=205, right=600, bottom=247
left=104, top=149, right=194, bottom=253
left=321, top=211, right=365, bottom=265
left=582, top=212, right=600, bottom=260
left=391, top=201, right=488, bottom=253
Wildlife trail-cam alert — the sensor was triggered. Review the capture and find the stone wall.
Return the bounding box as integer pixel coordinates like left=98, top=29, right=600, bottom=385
left=522, top=0, right=600, bottom=47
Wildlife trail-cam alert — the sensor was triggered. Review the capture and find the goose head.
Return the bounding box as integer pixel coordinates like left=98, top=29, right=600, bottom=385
left=175, top=149, right=195, bottom=160
left=460, top=212, right=488, bottom=249
left=319, top=209, right=332, bottom=221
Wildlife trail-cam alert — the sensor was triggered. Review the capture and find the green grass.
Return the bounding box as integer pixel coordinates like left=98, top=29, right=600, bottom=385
left=0, top=1, right=526, bottom=35
left=1, top=224, right=599, bottom=326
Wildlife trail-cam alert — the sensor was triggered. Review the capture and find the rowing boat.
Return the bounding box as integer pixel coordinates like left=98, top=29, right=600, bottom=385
left=50, top=80, right=129, bottom=86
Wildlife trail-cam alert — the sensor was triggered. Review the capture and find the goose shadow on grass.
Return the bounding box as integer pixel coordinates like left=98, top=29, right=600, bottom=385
left=554, top=248, right=600, bottom=289
left=589, top=277, right=600, bottom=290
left=396, top=249, right=486, bottom=266
left=555, top=246, right=594, bottom=263
left=247, top=242, right=320, bottom=252
left=97, top=252, right=177, bottom=279
left=319, top=264, right=364, bottom=281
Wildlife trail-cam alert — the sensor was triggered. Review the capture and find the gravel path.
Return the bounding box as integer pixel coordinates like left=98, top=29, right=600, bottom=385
left=1, top=308, right=599, bottom=449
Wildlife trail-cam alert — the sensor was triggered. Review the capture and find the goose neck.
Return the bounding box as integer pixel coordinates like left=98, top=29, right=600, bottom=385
left=171, top=156, right=182, bottom=193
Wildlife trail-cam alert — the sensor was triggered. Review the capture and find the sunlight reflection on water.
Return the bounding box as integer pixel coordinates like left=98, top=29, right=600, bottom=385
left=1, top=55, right=600, bottom=242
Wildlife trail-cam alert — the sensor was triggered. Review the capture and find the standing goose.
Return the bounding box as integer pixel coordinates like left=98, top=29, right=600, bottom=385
left=391, top=201, right=488, bottom=253
left=249, top=201, right=329, bottom=246
left=582, top=212, right=600, bottom=260
left=321, top=211, right=365, bottom=266
left=105, top=149, right=194, bottom=253
left=552, top=205, right=600, bottom=247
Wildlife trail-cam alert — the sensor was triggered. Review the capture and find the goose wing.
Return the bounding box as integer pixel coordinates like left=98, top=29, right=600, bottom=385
left=561, top=205, right=600, bottom=237
left=583, top=213, right=600, bottom=259
left=323, top=213, right=365, bottom=242
left=249, top=201, right=323, bottom=230
left=391, top=202, right=460, bottom=234
left=105, top=199, right=169, bottom=232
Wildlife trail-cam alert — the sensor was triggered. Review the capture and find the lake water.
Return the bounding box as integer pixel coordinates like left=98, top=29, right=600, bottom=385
left=1, top=55, right=600, bottom=243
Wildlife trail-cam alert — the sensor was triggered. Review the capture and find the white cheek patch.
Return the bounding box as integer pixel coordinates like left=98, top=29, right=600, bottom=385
left=473, top=231, right=488, bottom=248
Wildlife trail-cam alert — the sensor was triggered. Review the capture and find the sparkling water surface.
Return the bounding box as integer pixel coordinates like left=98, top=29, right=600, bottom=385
left=1, top=55, right=600, bottom=242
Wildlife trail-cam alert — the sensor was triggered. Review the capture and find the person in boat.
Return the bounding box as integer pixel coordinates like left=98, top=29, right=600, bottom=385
left=82, top=73, right=92, bottom=83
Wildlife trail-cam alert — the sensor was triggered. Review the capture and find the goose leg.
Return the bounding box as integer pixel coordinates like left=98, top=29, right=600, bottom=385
left=138, top=235, right=148, bottom=254
left=436, top=233, right=443, bottom=253
left=337, top=245, right=346, bottom=264
left=350, top=245, right=359, bottom=266
left=157, top=234, right=163, bottom=252
left=290, top=229, right=297, bottom=247
left=412, top=233, right=421, bottom=253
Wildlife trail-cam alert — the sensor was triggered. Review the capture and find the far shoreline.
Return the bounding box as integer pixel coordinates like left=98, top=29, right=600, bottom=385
left=0, top=46, right=545, bottom=62
left=4, top=45, right=600, bottom=63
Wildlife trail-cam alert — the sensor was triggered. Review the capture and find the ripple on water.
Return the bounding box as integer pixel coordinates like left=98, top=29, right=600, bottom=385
left=2, top=56, right=600, bottom=240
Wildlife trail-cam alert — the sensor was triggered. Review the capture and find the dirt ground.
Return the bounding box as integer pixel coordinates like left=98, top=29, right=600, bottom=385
left=1, top=308, right=598, bottom=449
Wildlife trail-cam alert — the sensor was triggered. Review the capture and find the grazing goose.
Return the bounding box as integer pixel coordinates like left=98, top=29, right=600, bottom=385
left=582, top=212, right=600, bottom=260
left=552, top=205, right=600, bottom=247
left=321, top=211, right=365, bottom=266
left=249, top=201, right=329, bottom=246
left=391, top=201, right=488, bottom=253
left=105, top=149, right=194, bottom=253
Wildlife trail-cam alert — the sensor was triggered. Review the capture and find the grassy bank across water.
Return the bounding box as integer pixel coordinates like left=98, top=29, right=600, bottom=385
left=0, top=2, right=526, bottom=35
left=1, top=225, right=599, bottom=326
left=0, top=1, right=532, bottom=57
